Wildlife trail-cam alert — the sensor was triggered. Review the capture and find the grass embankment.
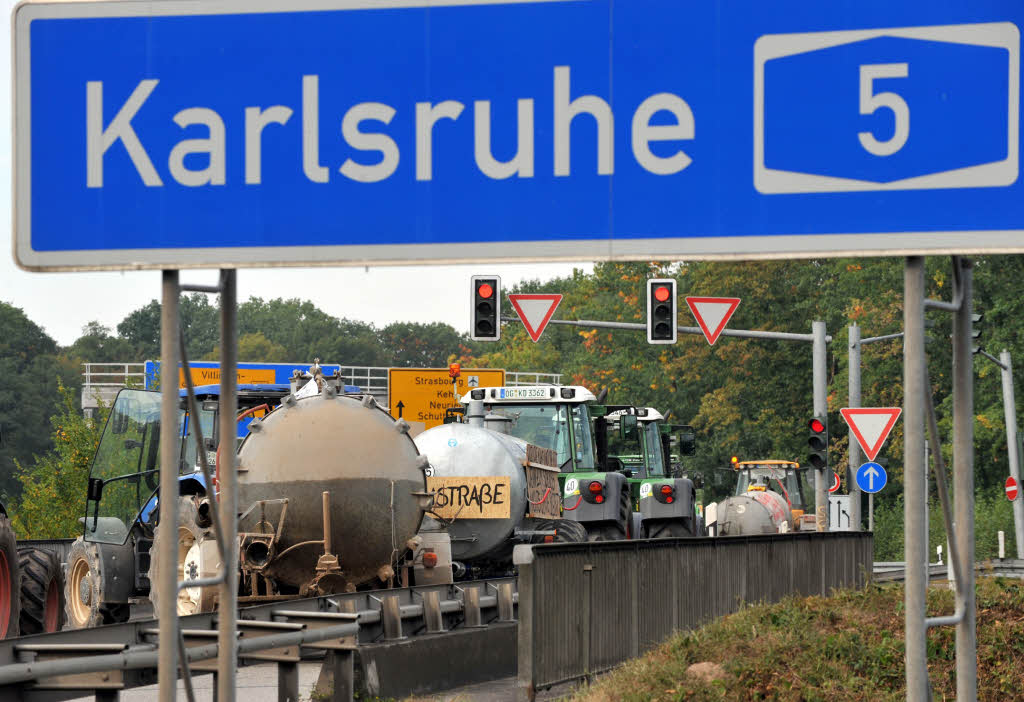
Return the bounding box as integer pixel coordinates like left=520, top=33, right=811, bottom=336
left=567, top=577, right=1024, bottom=701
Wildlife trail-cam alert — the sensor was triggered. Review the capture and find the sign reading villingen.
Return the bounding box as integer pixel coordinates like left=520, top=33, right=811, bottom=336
left=13, top=0, right=1024, bottom=271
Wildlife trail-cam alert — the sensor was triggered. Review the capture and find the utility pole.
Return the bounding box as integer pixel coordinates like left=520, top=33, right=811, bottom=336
left=848, top=324, right=862, bottom=531
left=976, top=349, right=1024, bottom=559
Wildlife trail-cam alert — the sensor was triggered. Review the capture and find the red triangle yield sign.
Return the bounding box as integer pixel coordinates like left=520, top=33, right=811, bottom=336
left=685, top=297, right=740, bottom=345
left=840, top=407, right=902, bottom=462
left=508, top=294, right=562, bottom=343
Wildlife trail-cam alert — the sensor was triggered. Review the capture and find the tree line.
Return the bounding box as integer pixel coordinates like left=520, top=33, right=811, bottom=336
left=3, top=255, right=1024, bottom=557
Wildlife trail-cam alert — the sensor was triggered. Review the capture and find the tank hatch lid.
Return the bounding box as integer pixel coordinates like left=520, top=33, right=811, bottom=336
left=462, top=385, right=596, bottom=404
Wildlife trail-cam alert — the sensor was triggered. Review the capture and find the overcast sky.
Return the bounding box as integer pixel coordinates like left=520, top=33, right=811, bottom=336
left=0, top=0, right=592, bottom=347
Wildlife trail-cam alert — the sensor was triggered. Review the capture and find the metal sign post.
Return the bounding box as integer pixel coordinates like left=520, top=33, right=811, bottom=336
left=903, top=256, right=927, bottom=702
left=952, top=260, right=976, bottom=700
left=157, top=272, right=180, bottom=702
left=217, top=271, right=239, bottom=702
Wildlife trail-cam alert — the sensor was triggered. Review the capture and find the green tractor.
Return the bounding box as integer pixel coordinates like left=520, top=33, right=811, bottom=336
left=603, top=407, right=700, bottom=538
left=460, top=386, right=697, bottom=540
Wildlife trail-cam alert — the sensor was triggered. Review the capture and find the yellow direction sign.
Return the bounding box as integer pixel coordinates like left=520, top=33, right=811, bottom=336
left=388, top=367, right=505, bottom=429
left=179, top=366, right=275, bottom=388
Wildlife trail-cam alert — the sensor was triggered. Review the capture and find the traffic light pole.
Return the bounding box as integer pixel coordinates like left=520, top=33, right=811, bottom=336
left=812, top=321, right=827, bottom=532
left=847, top=324, right=862, bottom=531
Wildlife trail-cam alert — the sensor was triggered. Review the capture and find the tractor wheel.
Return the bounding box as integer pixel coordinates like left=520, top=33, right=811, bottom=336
left=0, top=514, right=19, bottom=638
left=150, top=496, right=216, bottom=618
left=18, top=548, right=65, bottom=634
left=642, top=519, right=692, bottom=539
left=64, top=538, right=128, bottom=629
left=531, top=519, right=588, bottom=544
left=585, top=490, right=631, bottom=542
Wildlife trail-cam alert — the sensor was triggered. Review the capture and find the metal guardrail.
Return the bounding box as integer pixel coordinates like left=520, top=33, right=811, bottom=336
left=872, top=559, right=1024, bottom=582
left=82, top=363, right=562, bottom=413
left=80, top=363, right=147, bottom=410
left=0, top=576, right=516, bottom=701
left=515, top=532, right=873, bottom=700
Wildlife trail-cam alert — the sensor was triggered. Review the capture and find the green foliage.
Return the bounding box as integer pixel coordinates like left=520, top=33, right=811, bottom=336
left=12, top=382, right=106, bottom=539
left=0, top=301, right=81, bottom=500
left=872, top=487, right=1017, bottom=562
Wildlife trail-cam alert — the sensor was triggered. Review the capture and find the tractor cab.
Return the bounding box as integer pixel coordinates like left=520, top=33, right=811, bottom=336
left=462, top=385, right=601, bottom=474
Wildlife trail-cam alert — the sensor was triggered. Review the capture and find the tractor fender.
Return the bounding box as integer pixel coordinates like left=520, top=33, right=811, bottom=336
left=562, top=472, right=628, bottom=525
left=638, top=477, right=695, bottom=523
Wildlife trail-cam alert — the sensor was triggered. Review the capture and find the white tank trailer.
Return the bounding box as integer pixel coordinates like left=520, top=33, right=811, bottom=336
left=713, top=490, right=792, bottom=535
left=229, top=391, right=428, bottom=594
left=413, top=401, right=584, bottom=569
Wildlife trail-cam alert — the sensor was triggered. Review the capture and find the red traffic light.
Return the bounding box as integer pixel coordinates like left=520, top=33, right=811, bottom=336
left=808, top=418, right=825, bottom=433
left=653, top=285, right=671, bottom=302
left=477, top=283, right=494, bottom=299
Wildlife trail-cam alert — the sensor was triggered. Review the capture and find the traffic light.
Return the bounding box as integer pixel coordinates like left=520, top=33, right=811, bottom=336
left=646, top=278, right=677, bottom=344
left=971, top=312, right=983, bottom=355
left=807, top=416, right=827, bottom=470
left=470, top=276, right=501, bottom=341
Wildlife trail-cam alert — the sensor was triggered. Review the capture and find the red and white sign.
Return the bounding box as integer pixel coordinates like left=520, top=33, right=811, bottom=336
left=840, top=407, right=902, bottom=462
left=829, top=471, right=841, bottom=493
left=1007, top=476, right=1019, bottom=501
left=508, top=294, right=562, bottom=343
left=685, top=296, right=740, bottom=345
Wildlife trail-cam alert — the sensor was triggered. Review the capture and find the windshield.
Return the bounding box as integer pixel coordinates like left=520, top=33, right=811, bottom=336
left=85, top=389, right=165, bottom=544
left=488, top=402, right=597, bottom=471
left=735, top=464, right=811, bottom=510
left=643, top=421, right=667, bottom=476
left=181, top=404, right=216, bottom=472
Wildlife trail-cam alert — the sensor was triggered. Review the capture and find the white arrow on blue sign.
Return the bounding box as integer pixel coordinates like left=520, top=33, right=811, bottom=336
left=856, top=461, right=888, bottom=494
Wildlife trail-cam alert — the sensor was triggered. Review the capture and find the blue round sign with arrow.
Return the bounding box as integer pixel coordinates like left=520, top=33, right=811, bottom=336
left=856, top=461, right=887, bottom=494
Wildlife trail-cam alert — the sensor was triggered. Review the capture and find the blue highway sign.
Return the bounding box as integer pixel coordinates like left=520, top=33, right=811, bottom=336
left=14, top=1, right=1024, bottom=271
left=856, top=461, right=888, bottom=494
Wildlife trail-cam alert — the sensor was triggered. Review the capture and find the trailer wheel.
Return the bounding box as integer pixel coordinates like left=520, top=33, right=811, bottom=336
left=642, top=519, right=692, bottom=539
left=585, top=490, right=631, bottom=542
left=150, top=496, right=215, bottom=618
left=18, top=548, right=65, bottom=634
left=531, top=519, right=588, bottom=544
left=0, top=514, right=19, bottom=638
left=64, top=538, right=128, bottom=629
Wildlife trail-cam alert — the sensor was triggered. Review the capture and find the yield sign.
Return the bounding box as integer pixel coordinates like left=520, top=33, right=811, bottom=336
left=685, top=297, right=740, bottom=345
left=840, top=407, right=902, bottom=462
left=508, top=294, right=562, bottom=342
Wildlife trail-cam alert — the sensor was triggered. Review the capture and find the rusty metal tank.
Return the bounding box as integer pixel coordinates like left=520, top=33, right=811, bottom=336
left=236, top=392, right=426, bottom=590
left=414, top=423, right=528, bottom=561
left=714, top=490, right=791, bottom=535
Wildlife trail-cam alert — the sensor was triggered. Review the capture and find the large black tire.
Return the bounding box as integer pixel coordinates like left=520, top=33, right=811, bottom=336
left=64, top=538, right=129, bottom=629
left=150, top=496, right=214, bottom=618
left=0, top=514, right=19, bottom=638
left=642, top=519, right=694, bottom=539
left=584, top=489, right=631, bottom=542
left=531, top=519, right=589, bottom=544
left=18, top=548, right=66, bottom=634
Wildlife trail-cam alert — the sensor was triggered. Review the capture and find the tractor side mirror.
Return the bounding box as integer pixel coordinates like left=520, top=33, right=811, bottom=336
left=676, top=425, right=696, bottom=456
left=620, top=414, right=639, bottom=441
